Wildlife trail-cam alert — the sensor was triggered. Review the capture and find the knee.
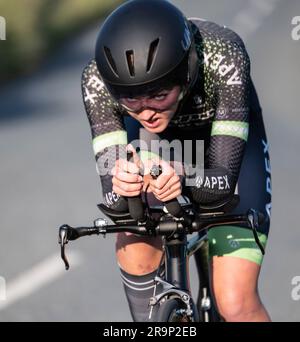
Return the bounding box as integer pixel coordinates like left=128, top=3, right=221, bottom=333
left=116, top=233, right=163, bottom=275
left=215, top=289, right=261, bottom=322
left=116, top=233, right=162, bottom=254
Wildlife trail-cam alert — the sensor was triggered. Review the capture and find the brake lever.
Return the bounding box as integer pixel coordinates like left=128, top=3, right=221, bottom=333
left=58, top=224, right=71, bottom=270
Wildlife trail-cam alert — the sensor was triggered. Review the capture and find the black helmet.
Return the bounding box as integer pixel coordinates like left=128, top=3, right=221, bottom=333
left=95, top=0, right=199, bottom=99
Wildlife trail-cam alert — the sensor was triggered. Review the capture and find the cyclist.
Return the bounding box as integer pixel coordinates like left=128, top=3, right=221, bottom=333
left=81, top=0, right=271, bottom=322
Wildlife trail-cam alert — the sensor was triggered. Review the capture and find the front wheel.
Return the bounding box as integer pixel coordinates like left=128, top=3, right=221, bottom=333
left=156, top=298, right=199, bottom=322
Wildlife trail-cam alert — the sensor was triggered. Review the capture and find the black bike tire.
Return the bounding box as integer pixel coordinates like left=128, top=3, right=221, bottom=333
left=156, top=298, right=198, bottom=322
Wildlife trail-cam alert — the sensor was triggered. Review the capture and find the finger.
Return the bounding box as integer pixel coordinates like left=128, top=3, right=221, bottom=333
left=157, top=189, right=182, bottom=203
left=111, top=166, right=117, bottom=176
left=155, top=183, right=181, bottom=201
left=152, top=175, right=180, bottom=196
left=113, top=184, right=141, bottom=198
left=118, top=159, right=140, bottom=174
left=154, top=161, right=176, bottom=189
left=126, top=144, right=143, bottom=169
left=160, top=159, right=176, bottom=177
left=112, top=177, right=143, bottom=192
left=114, top=170, right=143, bottom=183
left=150, top=171, right=174, bottom=190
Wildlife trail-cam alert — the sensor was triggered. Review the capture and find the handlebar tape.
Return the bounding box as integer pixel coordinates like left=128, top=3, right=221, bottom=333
left=164, top=199, right=185, bottom=218
left=126, top=151, right=145, bottom=222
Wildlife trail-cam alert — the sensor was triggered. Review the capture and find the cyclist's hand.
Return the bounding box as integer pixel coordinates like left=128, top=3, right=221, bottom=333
left=148, top=160, right=182, bottom=202
left=112, top=146, right=143, bottom=197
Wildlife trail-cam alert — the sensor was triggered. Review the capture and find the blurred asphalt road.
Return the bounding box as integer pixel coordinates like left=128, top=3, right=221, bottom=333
left=0, top=0, right=299, bottom=321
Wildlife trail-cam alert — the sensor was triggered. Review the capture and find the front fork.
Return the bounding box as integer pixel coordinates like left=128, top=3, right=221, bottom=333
left=194, top=238, right=223, bottom=322
left=194, top=239, right=213, bottom=321
left=149, top=234, right=197, bottom=319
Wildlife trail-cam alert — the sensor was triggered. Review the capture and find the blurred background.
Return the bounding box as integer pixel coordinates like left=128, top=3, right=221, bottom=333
left=0, top=0, right=299, bottom=322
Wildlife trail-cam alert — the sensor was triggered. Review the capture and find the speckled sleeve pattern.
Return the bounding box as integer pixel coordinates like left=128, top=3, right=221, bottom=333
left=81, top=59, right=128, bottom=211
left=189, top=21, right=251, bottom=204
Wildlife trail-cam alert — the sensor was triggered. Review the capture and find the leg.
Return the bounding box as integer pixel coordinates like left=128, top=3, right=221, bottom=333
left=116, top=233, right=163, bottom=275
left=207, top=225, right=270, bottom=322
left=119, top=116, right=166, bottom=321
left=211, top=255, right=271, bottom=322
left=207, top=93, right=272, bottom=322
left=121, top=116, right=163, bottom=276
left=116, top=233, right=164, bottom=322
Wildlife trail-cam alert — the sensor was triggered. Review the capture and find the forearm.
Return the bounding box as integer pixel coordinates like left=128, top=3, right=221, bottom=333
left=185, top=166, right=235, bottom=205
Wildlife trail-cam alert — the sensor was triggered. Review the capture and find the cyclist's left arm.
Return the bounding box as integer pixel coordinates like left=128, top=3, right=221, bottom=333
left=189, top=40, right=251, bottom=205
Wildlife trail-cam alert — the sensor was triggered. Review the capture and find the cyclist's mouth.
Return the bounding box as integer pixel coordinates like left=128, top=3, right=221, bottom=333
left=142, top=117, right=161, bottom=129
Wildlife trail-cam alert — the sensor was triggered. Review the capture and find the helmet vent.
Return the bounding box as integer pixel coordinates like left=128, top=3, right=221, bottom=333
left=104, top=46, right=119, bottom=77
left=147, top=38, right=160, bottom=73
left=126, top=50, right=135, bottom=77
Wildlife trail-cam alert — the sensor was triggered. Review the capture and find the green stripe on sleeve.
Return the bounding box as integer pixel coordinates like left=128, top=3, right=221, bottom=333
left=92, top=130, right=127, bottom=155
left=211, top=121, right=249, bottom=141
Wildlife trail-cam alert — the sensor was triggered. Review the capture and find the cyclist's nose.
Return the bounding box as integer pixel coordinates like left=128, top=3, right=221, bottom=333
left=139, top=109, right=157, bottom=120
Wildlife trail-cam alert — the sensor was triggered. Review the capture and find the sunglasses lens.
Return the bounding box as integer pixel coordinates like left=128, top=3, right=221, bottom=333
left=120, top=87, right=181, bottom=113
left=120, top=100, right=142, bottom=112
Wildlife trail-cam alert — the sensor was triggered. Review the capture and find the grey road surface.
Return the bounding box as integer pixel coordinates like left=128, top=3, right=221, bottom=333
left=0, top=0, right=299, bottom=321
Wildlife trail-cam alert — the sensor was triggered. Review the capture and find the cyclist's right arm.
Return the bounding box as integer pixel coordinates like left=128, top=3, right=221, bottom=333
left=81, top=59, right=132, bottom=211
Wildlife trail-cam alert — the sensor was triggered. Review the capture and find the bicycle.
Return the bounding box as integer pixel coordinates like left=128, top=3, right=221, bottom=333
left=58, top=165, right=265, bottom=322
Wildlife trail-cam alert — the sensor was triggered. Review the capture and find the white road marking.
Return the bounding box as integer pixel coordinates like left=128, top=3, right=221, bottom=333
left=232, top=0, right=281, bottom=40
left=0, top=251, right=83, bottom=311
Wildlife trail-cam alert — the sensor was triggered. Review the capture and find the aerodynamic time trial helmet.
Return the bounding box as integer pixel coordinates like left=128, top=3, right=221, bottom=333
left=95, top=0, right=199, bottom=100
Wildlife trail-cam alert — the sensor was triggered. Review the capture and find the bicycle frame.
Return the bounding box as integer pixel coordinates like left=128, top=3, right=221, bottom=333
left=148, top=229, right=211, bottom=321
left=163, top=231, right=207, bottom=289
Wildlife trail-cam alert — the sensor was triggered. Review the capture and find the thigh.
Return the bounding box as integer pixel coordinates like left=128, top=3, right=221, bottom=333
left=210, top=255, right=271, bottom=322
left=211, top=255, right=261, bottom=300
left=208, top=225, right=267, bottom=266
